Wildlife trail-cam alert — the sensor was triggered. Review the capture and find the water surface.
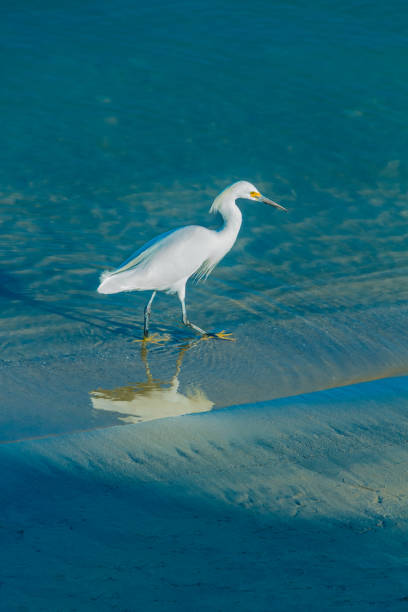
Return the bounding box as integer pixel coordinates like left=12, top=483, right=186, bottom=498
left=1, top=1, right=408, bottom=439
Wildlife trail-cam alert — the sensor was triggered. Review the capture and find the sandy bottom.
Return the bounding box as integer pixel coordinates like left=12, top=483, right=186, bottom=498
left=2, top=376, right=408, bottom=611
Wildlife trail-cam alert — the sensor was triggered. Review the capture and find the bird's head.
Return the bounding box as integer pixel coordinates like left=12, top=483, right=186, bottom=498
left=231, top=180, right=287, bottom=211
left=210, top=181, right=286, bottom=214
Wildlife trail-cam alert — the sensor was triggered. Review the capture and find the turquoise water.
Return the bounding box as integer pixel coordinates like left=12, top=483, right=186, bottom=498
left=1, top=2, right=408, bottom=439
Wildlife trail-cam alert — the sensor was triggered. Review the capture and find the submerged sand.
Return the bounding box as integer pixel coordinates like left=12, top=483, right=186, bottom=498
left=2, top=375, right=408, bottom=610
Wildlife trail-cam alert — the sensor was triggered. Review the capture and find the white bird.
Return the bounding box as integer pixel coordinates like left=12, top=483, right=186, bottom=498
left=97, top=181, right=286, bottom=337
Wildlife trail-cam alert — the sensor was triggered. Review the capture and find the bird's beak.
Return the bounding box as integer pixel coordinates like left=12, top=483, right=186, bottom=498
left=260, top=194, right=287, bottom=211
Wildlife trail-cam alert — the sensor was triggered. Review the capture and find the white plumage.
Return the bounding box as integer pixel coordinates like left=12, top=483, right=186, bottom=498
left=97, top=180, right=286, bottom=337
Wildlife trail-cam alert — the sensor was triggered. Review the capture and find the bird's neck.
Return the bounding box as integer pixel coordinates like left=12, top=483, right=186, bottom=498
left=215, top=195, right=243, bottom=241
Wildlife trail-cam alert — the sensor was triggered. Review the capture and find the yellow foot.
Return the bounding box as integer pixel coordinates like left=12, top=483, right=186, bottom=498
left=202, top=330, right=235, bottom=341
left=132, top=333, right=171, bottom=344
left=215, top=330, right=235, bottom=341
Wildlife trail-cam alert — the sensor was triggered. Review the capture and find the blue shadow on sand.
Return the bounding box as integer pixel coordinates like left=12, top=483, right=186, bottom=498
left=2, top=375, right=408, bottom=610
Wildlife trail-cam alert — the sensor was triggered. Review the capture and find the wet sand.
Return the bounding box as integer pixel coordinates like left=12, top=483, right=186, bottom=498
left=2, top=375, right=408, bottom=610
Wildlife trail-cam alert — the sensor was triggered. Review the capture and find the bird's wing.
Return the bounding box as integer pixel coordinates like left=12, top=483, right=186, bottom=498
left=99, top=225, right=219, bottom=293
left=110, top=228, right=179, bottom=275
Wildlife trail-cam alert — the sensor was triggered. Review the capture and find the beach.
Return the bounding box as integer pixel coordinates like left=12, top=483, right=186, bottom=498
left=3, top=376, right=408, bottom=610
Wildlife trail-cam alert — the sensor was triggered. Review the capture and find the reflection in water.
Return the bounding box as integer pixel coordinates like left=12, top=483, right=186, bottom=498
left=90, top=341, right=213, bottom=424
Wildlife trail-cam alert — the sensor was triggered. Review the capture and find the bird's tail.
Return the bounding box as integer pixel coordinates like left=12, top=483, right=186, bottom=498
left=97, top=271, right=113, bottom=294
left=97, top=271, right=125, bottom=294
left=97, top=268, right=149, bottom=294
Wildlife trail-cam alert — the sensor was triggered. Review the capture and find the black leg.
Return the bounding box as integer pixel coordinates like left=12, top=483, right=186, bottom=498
left=144, top=291, right=157, bottom=337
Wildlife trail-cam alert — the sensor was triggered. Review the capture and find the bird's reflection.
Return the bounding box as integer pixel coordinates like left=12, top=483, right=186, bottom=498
left=90, top=340, right=213, bottom=424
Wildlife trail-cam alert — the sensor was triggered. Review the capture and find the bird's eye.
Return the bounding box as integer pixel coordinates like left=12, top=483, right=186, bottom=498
left=250, top=191, right=261, bottom=198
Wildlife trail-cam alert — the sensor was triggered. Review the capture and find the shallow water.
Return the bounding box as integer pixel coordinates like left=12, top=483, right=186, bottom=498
left=1, top=1, right=408, bottom=439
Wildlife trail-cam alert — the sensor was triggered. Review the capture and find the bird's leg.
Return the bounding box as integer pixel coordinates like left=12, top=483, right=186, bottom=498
left=144, top=291, right=157, bottom=337
left=179, top=292, right=207, bottom=335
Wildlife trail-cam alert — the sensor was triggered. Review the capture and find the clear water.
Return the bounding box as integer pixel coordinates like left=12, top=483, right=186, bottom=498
left=1, top=1, right=408, bottom=440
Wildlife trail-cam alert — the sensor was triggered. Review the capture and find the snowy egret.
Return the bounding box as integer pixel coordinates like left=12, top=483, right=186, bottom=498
left=97, top=181, right=286, bottom=337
